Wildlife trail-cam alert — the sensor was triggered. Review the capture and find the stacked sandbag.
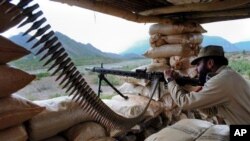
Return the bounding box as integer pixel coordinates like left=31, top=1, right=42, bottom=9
left=146, top=23, right=204, bottom=78
left=29, top=94, right=164, bottom=141
left=103, top=94, right=164, bottom=119
left=42, top=136, right=67, bottom=141
left=28, top=96, right=118, bottom=141
left=0, top=125, right=28, bottom=141
left=0, top=2, right=25, bottom=33
left=28, top=96, right=93, bottom=141
left=148, top=22, right=207, bottom=124
left=0, top=94, right=45, bottom=141
left=120, top=22, right=205, bottom=100
left=145, top=119, right=229, bottom=141
left=0, top=36, right=33, bottom=96
left=118, top=22, right=206, bottom=126
left=64, top=122, right=107, bottom=141
left=0, top=36, right=31, bottom=63
left=0, top=35, right=45, bottom=141
left=102, top=94, right=165, bottom=138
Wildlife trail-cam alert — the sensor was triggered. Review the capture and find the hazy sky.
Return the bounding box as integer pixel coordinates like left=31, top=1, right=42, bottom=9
left=3, top=0, right=250, bottom=53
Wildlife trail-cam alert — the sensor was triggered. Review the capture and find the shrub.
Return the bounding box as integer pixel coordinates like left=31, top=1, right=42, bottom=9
left=229, top=59, right=250, bottom=76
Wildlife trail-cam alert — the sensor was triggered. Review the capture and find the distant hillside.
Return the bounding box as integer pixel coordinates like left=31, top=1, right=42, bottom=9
left=121, top=35, right=243, bottom=55
left=8, top=32, right=137, bottom=70
left=9, top=32, right=127, bottom=59
left=202, top=35, right=239, bottom=52
left=120, top=39, right=150, bottom=56
left=55, top=32, right=127, bottom=59
left=234, top=41, right=250, bottom=51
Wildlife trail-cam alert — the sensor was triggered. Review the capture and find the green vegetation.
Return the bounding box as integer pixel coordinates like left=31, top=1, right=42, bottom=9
left=72, top=56, right=123, bottom=66
left=100, top=94, right=115, bottom=99
left=10, top=58, right=46, bottom=71
left=118, top=58, right=151, bottom=71
left=49, top=93, right=67, bottom=99
left=229, top=59, right=250, bottom=78
left=120, top=63, right=146, bottom=71
left=36, top=72, right=51, bottom=80
left=91, top=75, right=124, bottom=86
left=25, top=94, right=38, bottom=101
left=10, top=56, right=124, bottom=71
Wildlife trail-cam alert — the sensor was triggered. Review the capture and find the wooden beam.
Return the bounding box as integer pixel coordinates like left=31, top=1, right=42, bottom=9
left=190, top=15, right=250, bottom=24
left=51, top=0, right=173, bottom=24
left=184, top=8, right=250, bottom=19
left=139, top=0, right=250, bottom=16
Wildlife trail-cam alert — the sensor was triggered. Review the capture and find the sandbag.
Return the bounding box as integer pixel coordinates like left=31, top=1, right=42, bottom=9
left=149, top=23, right=206, bottom=35
left=120, top=76, right=149, bottom=87
left=0, top=94, right=45, bottom=130
left=196, top=125, right=229, bottom=141
left=161, top=34, right=203, bottom=44
left=65, top=122, right=107, bottom=141
left=145, top=119, right=214, bottom=141
left=152, top=58, right=169, bottom=64
left=150, top=34, right=167, bottom=48
left=150, top=34, right=203, bottom=47
left=119, top=81, right=169, bottom=101
left=42, top=136, right=67, bottom=141
left=0, top=65, right=36, bottom=97
left=118, top=82, right=144, bottom=95
left=103, top=94, right=164, bottom=118
left=88, top=137, right=116, bottom=141
left=141, top=82, right=170, bottom=101
left=147, top=62, right=170, bottom=72
left=0, top=35, right=30, bottom=64
left=143, top=44, right=199, bottom=59
left=28, top=96, right=92, bottom=141
left=0, top=2, right=25, bottom=33
left=0, top=125, right=28, bottom=141
left=167, top=0, right=213, bottom=5
left=169, top=56, right=193, bottom=70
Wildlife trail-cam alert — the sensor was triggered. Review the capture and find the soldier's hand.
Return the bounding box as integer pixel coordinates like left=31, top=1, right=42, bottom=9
left=164, top=69, right=176, bottom=83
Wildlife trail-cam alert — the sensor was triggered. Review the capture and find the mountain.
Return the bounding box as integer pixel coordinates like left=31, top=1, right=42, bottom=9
left=233, top=41, right=250, bottom=51
left=55, top=32, right=125, bottom=59
left=120, top=39, right=150, bottom=56
left=120, top=35, right=242, bottom=55
left=8, top=32, right=140, bottom=70
left=9, top=32, right=129, bottom=60
left=202, top=35, right=239, bottom=52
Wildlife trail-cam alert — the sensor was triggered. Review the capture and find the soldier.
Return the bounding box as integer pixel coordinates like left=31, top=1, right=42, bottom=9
left=164, top=45, right=250, bottom=125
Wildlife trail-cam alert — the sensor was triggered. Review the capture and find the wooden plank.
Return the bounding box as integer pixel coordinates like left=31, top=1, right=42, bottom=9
left=51, top=0, right=173, bottom=24
left=190, top=15, right=250, bottom=23
left=185, top=8, right=250, bottom=18
left=139, top=0, right=250, bottom=16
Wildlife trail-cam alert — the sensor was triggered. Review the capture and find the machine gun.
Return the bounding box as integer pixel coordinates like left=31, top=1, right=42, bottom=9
left=85, top=64, right=202, bottom=99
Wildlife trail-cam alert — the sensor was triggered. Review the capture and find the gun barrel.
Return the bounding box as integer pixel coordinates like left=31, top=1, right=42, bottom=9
left=87, top=67, right=149, bottom=79
left=86, top=66, right=202, bottom=86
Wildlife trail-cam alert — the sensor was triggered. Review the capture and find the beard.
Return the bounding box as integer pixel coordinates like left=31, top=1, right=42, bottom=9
left=198, top=67, right=211, bottom=85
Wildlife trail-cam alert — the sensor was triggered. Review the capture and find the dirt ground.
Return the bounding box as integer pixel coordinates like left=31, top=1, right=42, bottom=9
left=17, top=76, right=115, bottom=101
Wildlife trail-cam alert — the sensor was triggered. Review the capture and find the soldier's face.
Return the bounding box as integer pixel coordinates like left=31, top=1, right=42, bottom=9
left=196, top=59, right=211, bottom=84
